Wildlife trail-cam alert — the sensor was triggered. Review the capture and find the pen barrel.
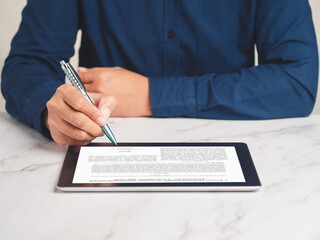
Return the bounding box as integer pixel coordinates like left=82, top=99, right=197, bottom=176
left=85, top=93, right=117, bottom=145
left=102, top=125, right=117, bottom=145
left=84, top=94, right=94, bottom=105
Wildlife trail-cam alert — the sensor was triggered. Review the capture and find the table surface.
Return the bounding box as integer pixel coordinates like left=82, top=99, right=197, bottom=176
left=1, top=112, right=320, bottom=240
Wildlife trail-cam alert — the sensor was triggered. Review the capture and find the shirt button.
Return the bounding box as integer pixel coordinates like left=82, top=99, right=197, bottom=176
left=167, top=30, right=176, bottom=39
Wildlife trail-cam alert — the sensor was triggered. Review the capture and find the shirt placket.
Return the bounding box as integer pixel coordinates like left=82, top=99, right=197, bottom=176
left=163, top=0, right=180, bottom=77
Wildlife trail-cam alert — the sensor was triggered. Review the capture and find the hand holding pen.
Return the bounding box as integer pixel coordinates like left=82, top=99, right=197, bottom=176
left=44, top=62, right=117, bottom=146
left=60, top=61, right=117, bottom=145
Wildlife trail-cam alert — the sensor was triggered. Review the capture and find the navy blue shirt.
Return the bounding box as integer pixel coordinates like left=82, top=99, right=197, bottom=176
left=1, top=0, right=318, bottom=137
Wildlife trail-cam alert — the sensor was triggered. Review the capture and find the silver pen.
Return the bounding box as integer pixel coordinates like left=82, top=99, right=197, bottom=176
left=60, top=60, right=117, bottom=145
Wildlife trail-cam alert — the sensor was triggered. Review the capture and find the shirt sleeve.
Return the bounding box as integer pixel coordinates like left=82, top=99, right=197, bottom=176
left=149, top=0, right=319, bottom=120
left=1, top=0, right=79, bottom=136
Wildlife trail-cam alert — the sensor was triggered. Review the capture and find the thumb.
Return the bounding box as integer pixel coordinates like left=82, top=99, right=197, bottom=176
left=78, top=66, right=88, bottom=72
left=89, top=93, right=117, bottom=119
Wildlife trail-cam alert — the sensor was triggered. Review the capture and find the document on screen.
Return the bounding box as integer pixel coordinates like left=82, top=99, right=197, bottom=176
left=72, top=146, right=246, bottom=183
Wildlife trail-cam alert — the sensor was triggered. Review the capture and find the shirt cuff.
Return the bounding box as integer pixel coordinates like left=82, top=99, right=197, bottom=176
left=40, top=108, right=52, bottom=139
left=25, top=78, right=61, bottom=138
left=148, top=75, right=198, bottom=117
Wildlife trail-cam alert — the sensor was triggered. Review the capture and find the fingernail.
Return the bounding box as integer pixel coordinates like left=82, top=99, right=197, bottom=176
left=97, top=116, right=107, bottom=126
left=102, top=108, right=111, bottom=119
left=78, top=67, right=88, bottom=72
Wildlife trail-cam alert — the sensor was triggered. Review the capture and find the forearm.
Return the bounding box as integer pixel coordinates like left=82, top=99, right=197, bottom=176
left=1, top=63, right=62, bottom=135
left=149, top=60, right=318, bottom=120
left=1, top=0, right=79, bottom=136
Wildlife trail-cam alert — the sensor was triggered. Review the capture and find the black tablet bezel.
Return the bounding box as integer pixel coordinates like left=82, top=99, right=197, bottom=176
left=57, top=142, right=261, bottom=190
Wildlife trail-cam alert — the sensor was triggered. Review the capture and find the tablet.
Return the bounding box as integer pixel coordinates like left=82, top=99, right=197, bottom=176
left=56, top=143, right=261, bottom=192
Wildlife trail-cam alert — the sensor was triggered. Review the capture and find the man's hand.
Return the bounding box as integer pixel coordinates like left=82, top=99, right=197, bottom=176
left=45, top=84, right=117, bottom=146
left=78, top=67, right=151, bottom=117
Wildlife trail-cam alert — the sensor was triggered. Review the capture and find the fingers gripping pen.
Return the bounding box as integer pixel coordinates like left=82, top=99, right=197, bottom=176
left=60, top=60, right=117, bottom=145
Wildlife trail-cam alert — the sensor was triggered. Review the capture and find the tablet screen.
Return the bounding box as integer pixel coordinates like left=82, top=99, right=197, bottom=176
left=72, top=146, right=245, bottom=184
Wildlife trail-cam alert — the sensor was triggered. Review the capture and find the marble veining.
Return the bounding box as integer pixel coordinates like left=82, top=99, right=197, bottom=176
left=0, top=112, right=320, bottom=240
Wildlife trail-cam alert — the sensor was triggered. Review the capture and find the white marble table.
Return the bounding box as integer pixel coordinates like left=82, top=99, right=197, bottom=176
left=0, top=112, right=320, bottom=240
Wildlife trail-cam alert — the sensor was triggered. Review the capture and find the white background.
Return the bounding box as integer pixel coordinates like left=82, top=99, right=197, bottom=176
left=0, top=0, right=319, bottom=114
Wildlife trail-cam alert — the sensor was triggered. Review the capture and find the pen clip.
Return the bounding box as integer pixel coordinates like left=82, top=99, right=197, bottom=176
left=60, top=60, right=86, bottom=92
